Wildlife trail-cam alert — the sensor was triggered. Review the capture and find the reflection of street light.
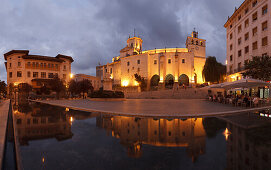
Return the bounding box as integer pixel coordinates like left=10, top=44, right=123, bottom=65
left=223, top=128, right=231, bottom=141
left=14, top=82, right=19, bottom=105
left=70, top=116, right=73, bottom=125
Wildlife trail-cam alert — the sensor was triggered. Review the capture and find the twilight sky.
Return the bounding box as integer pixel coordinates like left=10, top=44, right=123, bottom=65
left=0, top=0, right=244, bottom=82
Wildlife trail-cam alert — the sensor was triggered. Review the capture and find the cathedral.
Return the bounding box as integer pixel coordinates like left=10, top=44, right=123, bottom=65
left=96, top=30, right=206, bottom=90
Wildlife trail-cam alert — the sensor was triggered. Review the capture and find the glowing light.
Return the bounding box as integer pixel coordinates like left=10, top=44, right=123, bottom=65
left=223, top=128, right=231, bottom=141
left=65, top=108, right=69, bottom=112
left=70, top=73, right=74, bottom=79
left=122, top=80, right=129, bottom=87
left=159, top=77, right=164, bottom=83
left=14, top=82, right=19, bottom=86
left=260, top=113, right=265, bottom=117
left=110, top=75, right=113, bottom=79
left=70, top=116, right=73, bottom=125
left=134, top=81, right=139, bottom=86
left=42, top=157, right=45, bottom=163
left=225, top=60, right=228, bottom=65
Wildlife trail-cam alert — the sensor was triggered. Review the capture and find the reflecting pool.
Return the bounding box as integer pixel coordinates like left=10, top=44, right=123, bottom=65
left=13, top=102, right=271, bottom=170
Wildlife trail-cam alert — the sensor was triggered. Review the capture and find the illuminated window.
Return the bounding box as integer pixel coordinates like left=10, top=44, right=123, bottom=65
left=252, top=27, right=257, bottom=36
left=252, top=41, right=258, bottom=50
left=245, top=32, right=249, bottom=41
left=262, top=21, right=268, bottom=31
left=33, top=72, right=38, bottom=78
left=262, top=5, right=268, bottom=15
left=41, top=72, right=46, bottom=78
left=252, top=12, right=257, bottom=22
left=17, top=71, right=22, bottom=77
left=245, top=19, right=249, bottom=28
left=262, top=37, right=268, bottom=46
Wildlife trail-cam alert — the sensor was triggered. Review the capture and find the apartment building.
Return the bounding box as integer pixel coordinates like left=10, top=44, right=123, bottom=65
left=225, top=0, right=270, bottom=81
left=4, top=50, right=73, bottom=89
left=73, top=74, right=101, bottom=90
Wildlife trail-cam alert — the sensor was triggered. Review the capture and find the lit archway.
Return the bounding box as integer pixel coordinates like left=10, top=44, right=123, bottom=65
left=165, top=74, right=174, bottom=89
left=179, top=74, right=189, bottom=86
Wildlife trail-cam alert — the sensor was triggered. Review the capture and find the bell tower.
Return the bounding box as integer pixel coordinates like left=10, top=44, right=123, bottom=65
left=186, top=29, right=206, bottom=58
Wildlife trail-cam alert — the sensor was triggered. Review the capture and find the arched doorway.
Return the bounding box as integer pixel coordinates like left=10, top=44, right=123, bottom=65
left=165, top=74, right=174, bottom=89
left=179, top=74, right=189, bottom=86
left=150, top=75, right=160, bottom=90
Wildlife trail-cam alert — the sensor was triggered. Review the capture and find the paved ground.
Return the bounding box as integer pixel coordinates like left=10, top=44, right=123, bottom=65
left=32, top=99, right=271, bottom=118
left=0, top=100, right=10, bottom=168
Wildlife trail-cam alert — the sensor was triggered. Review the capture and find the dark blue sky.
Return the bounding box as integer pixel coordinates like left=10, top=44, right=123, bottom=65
left=0, top=0, right=244, bottom=82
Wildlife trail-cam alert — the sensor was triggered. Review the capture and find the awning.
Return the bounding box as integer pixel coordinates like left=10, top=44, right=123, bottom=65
left=221, top=78, right=271, bottom=89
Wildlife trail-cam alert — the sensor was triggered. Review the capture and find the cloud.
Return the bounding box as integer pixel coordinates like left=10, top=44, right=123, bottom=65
left=0, top=0, right=244, bottom=82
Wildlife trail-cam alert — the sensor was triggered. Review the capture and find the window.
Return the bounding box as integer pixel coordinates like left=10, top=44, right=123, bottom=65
left=9, top=72, right=12, bottom=78
left=48, top=73, right=54, bottom=78
left=245, top=8, right=249, bottom=14
left=40, top=63, right=43, bottom=68
left=27, top=71, right=31, bottom=77
left=137, top=60, right=140, bottom=64
left=230, top=33, right=233, bottom=40
left=17, top=71, right=22, bottom=77
left=44, top=63, right=46, bottom=68
left=245, top=19, right=249, bottom=28
left=51, top=64, right=54, bottom=68
left=110, top=68, right=112, bottom=74
left=168, top=59, right=171, bottom=64
left=238, top=62, right=242, bottom=70
left=35, top=62, right=39, bottom=67
left=252, top=27, right=257, bottom=36
left=33, top=72, right=38, bottom=78
left=18, top=62, right=21, bottom=67
left=230, top=55, right=233, bottom=61
left=48, top=63, right=51, bottom=68
left=252, top=1, right=257, bottom=7
left=127, top=62, right=130, bottom=66
left=230, top=44, right=233, bottom=50
left=41, top=72, right=46, bottom=78
left=262, top=5, right=268, bottom=15
left=154, top=60, right=157, bottom=64
left=245, top=46, right=249, bottom=54
left=245, top=32, right=249, bottom=41
left=230, top=24, right=232, bottom=29
left=252, top=12, right=257, bottom=21
left=238, top=50, right=242, bottom=57
left=238, top=25, right=242, bottom=33
left=63, top=74, right=66, bottom=79
left=27, top=62, right=30, bottom=67
left=63, top=65, right=66, bottom=70
left=55, top=73, right=58, bottom=78
left=137, top=68, right=140, bottom=72
left=262, top=37, right=268, bottom=46
left=238, top=38, right=242, bottom=45
left=262, top=21, right=268, bottom=31
left=55, top=64, right=58, bottom=69
left=253, top=41, right=258, bottom=50
left=9, top=63, right=11, bottom=68
left=238, top=15, right=242, bottom=20
left=127, top=69, right=129, bottom=73
left=32, top=62, right=35, bottom=67
left=182, top=59, right=185, bottom=63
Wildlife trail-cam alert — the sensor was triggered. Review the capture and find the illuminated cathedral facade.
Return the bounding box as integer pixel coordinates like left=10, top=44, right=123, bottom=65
left=96, top=30, right=206, bottom=90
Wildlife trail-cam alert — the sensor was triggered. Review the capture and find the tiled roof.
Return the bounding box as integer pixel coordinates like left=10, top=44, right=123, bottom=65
left=4, top=50, right=29, bottom=60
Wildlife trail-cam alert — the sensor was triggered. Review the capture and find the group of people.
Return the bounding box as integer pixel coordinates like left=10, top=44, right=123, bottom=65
left=208, top=93, right=267, bottom=107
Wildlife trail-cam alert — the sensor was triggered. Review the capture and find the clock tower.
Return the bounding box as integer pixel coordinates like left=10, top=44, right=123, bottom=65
left=186, top=30, right=206, bottom=58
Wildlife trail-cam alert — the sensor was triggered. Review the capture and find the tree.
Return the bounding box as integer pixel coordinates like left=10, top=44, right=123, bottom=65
left=18, top=83, right=32, bottom=95
left=202, top=56, right=226, bottom=84
left=79, top=79, right=93, bottom=98
left=0, top=80, right=7, bottom=97
left=134, top=73, right=147, bottom=91
left=50, top=76, right=65, bottom=99
left=68, top=80, right=80, bottom=97
left=241, top=56, right=271, bottom=81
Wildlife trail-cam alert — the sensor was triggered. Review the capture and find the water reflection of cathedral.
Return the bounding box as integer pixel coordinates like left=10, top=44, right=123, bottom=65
left=96, top=115, right=206, bottom=160
left=224, top=113, right=271, bottom=170
left=14, top=106, right=73, bottom=145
